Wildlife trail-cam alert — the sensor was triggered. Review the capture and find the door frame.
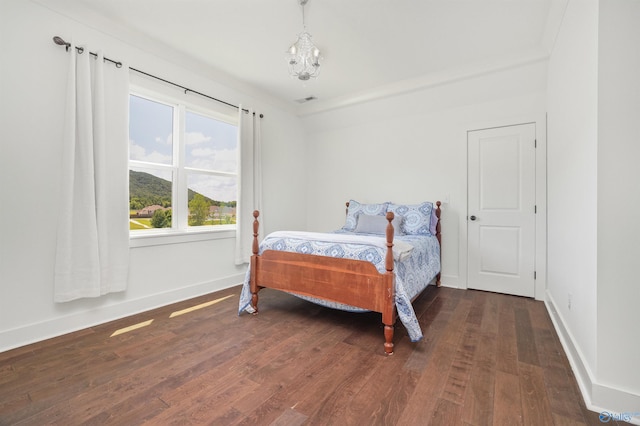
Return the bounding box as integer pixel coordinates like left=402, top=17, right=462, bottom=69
left=459, top=115, right=547, bottom=301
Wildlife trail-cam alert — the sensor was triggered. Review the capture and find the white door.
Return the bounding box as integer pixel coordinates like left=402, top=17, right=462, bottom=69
left=467, top=124, right=536, bottom=297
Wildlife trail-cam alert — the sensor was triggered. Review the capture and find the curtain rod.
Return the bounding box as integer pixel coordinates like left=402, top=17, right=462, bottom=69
left=52, top=36, right=263, bottom=118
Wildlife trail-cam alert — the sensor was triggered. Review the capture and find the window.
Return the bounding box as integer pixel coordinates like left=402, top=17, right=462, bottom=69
left=128, top=92, right=238, bottom=239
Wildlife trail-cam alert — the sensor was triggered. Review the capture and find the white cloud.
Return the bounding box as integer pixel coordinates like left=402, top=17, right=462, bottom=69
left=188, top=174, right=237, bottom=202
left=187, top=147, right=237, bottom=172
left=129, top=140, right=172, bottom=164
left=190, top=148, right=215, bottom=157
left=129, top=141, right=146, bottom=160
left=185, top=132, right=211, bottom=146
left=144, top=151, right=173, bottom=164
left=154, top=133, right=172, bottom=145
left=211, top=149, right=237, bottom=172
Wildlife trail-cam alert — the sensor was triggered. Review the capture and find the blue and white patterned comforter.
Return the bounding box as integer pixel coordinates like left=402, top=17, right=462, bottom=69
left=238, top=230, right=441, bottom=342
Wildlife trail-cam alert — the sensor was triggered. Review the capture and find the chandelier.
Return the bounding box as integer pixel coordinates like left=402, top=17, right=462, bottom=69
left=286, top=0, right=322, bottom=81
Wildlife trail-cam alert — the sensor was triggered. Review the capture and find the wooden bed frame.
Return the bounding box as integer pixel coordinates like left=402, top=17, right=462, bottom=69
left=249, top=201, right=441, bottom=355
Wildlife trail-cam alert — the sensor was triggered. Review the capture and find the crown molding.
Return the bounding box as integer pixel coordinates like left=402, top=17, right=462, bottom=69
left=296, top=49, right=549, bottom=117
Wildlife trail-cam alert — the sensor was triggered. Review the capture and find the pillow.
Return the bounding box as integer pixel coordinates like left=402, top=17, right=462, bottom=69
left=354, top=214, right=404, bottom=236
left=388, top=202, right=434, bottom=235
left=430, top=206, right=439, bottom=235
left=343, top=200, right=389, bottom=231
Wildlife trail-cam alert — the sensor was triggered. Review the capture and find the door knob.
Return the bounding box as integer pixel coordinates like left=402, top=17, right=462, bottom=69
left=469, top=215, right=477, bottom=221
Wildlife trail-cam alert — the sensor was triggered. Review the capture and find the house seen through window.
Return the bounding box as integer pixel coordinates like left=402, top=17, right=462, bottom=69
left=129, top=93, right=238, bottom=233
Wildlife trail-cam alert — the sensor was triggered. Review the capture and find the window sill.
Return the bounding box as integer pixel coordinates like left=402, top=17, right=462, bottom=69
left=129, top=226, right=236, bottom=248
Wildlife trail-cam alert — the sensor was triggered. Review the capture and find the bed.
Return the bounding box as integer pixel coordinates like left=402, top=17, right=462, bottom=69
left=238, top=200, right=441, bottom=355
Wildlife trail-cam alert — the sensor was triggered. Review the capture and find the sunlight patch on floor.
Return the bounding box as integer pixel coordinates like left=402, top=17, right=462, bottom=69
left=169, top=294, right=235, bottom=318
left=110, top=319, right=154, bottom=337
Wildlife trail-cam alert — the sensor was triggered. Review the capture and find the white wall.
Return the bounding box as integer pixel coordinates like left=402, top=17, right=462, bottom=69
left=0, top=0, right=306, bottom=352
left=547, top=0, right=640, bottom=415
left=596, top=0, right=640, bottom=408
left=301, top=60, right=547, bottom=293
left=546, top=0, right=599, bottom=389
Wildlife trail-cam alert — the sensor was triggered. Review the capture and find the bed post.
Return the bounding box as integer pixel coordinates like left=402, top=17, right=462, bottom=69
left=384, top=212, right=395, bottom=274
left=435, top=201, right=442, bottom=287
left=250, top=210, right=260, bottom=313
left=383, top=212, right=396, bottom=355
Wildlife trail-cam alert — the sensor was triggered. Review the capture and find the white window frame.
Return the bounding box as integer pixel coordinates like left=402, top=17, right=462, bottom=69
left=128, top=86, right=238, bottom=248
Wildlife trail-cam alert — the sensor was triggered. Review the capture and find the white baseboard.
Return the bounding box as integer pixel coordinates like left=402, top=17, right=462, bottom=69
left=545, top=291, right=640, bottom=425
left=439, top=274, right=461, bottom=289
left=0, top=274, right=244, bottom=354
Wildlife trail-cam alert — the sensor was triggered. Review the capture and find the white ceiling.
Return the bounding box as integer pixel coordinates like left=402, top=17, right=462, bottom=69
left=42, top=0, right=565, bottom=114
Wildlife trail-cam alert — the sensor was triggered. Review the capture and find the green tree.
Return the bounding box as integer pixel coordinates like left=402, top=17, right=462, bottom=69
left=129, top=198, right=144, bottom=211
left=189, top=194, right=211, bottom=226
left=151, top=209, right=170, bottom=228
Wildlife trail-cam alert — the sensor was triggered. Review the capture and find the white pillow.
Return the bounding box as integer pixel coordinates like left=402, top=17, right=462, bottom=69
left=354, top=214, right=404, bottom=237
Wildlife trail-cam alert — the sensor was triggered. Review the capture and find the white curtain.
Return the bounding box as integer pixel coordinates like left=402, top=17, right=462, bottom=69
left=54, top=43, right=130, bottom=302
left=235, top=107, right=263, bottom=265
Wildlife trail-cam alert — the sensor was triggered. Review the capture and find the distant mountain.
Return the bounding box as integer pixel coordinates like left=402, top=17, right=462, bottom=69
left=129, top=170, right=172, bottom=206
left=129, top=170, right=232, bottom=210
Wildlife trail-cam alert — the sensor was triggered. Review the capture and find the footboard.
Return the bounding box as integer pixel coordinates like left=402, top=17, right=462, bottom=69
left=253, top=250, right=394, bottom=313
left=249, top=210, right=397, bottom=354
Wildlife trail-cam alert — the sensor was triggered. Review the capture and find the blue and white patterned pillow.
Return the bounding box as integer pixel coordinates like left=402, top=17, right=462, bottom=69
left=343, top=200, right=388, bottom=231
left=388, top=202, right=434, bottom=235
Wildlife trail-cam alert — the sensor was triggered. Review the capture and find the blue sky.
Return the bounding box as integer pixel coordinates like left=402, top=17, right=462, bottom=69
left=129, top=95, right=238, bottom=202
left=129, top=95, right=173, bottom=165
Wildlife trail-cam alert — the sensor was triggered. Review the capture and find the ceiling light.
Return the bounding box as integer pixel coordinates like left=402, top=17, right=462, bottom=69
left=286, top=0, right=322, bottom=81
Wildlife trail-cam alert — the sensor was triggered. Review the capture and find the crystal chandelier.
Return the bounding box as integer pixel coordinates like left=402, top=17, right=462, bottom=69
left=286, top=0, right=322, bottom=81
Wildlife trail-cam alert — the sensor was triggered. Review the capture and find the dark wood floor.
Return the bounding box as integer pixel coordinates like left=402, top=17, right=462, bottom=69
left=1, top=285, right=603, bottom=425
